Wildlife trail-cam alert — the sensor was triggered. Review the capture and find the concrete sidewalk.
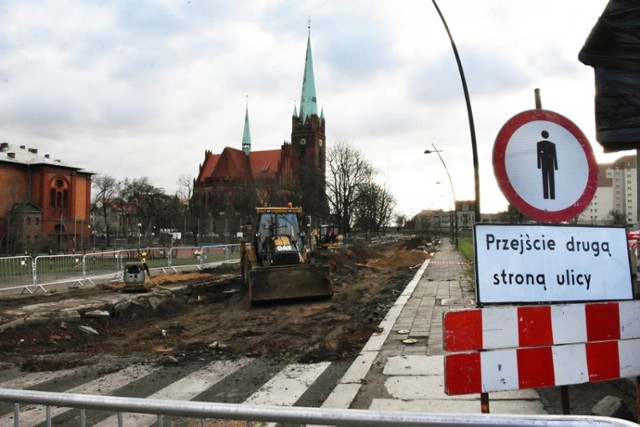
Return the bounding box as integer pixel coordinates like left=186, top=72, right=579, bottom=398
left=323, top=239, right=548, bottom=414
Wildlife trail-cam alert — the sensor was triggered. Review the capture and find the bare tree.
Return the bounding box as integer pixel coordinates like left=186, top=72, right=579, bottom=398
left=609, top=209, right=626, bottom=226
left=92, top=175, right=120, bottom=247
left=395, top=214, right=406, bottom=231
left=354, top=181, right=395, bottom=233
left=176, top=175, right=193, bottom=202
left=120, top=177, right=165, bottom=245
left=326, top=141, right=373, bottom=233
left=412, top=211, right=433, bottom=237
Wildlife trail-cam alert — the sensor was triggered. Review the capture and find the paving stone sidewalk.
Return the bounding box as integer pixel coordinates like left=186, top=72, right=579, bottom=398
left=323, top=238, right=548, bottom=414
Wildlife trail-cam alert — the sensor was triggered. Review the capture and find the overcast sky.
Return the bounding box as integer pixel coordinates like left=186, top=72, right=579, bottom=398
left=1, top=1, right=628, bottom=216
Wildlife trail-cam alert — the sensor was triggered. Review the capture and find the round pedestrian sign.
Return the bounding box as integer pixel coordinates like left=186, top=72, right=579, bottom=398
left=493, top=109, right=598, bottom=223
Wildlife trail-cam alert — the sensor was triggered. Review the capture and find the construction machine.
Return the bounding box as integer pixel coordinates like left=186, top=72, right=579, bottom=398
left=316, top=224, right=344, bottom=250
left=240, top=205, right=333, bottom=304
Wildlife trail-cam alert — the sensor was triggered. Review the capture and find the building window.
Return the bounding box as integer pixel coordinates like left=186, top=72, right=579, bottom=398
left=50, top=178, right=70, bottom=209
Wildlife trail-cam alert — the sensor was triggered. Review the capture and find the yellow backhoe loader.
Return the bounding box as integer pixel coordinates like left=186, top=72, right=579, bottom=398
left=240, top=206, right=332, bottom=304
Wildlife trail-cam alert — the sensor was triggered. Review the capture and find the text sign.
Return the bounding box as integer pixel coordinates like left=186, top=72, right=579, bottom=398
left=474, top=224, right=633, bottom=304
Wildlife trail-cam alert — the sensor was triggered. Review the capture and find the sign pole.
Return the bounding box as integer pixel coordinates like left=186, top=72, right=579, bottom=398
left=480, top=392, right=490, bottom=413
left=535, top=89, right=573, bottom=415
left=560, top=386, right=570, bottom=415
left=636, top=376, right=640, bottom=424
left=535, top=88, right=542, bottom=110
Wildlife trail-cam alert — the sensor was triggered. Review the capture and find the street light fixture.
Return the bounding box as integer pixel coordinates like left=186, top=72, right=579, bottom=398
left=424, top=144, right=457, bottom=247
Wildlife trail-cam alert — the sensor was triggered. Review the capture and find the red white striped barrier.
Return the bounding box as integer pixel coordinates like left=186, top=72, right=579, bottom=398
left=445, top=338, right=640, bottom=395
left=443, top=300, right=640, bottom=352
left=443, top=300, right=640, bottom=396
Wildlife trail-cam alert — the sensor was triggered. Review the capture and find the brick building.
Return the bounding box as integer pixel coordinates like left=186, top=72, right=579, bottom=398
left=0, top=142, right=93, bottom=254
left=193, top=30, right=327, bottom=235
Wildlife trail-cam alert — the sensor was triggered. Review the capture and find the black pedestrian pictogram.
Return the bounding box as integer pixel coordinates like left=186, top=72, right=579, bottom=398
left=537, top=130, right=558, bottom=200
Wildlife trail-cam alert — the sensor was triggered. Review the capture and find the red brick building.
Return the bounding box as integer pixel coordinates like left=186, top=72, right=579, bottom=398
left=0, top=143, right=93, bottom=254
left=193, top=31, right=327, bottom=234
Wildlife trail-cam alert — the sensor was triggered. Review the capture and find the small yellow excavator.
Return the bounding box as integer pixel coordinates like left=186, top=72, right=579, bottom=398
left=316, top=224, right=343, bottom=250
left=240, top=205, right=332, bottom=304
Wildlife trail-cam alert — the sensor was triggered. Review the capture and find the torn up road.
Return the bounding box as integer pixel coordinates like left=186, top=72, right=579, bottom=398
left=0, top=239, right=431, bottom=372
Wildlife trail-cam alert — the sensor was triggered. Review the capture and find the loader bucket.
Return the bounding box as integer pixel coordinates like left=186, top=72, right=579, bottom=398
left=249, top=263, right=332, bottom=303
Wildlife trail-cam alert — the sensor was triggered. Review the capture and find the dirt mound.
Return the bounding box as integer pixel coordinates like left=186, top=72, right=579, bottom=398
left=368, top=250, right=429, bottom=269
left=398, top=237, right=433, bottom=251
left=329, top=244, right=384, bottom=267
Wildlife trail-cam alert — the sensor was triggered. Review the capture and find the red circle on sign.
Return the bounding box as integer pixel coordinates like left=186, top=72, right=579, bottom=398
left=493, top=109, right=597, bottom=223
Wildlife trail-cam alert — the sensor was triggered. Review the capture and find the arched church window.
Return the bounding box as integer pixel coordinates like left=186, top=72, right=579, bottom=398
left=49, top=177, right=70, bottom=209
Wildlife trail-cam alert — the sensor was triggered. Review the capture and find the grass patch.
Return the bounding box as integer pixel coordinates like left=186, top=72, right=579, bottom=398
left=457, top=236, right=474, bottom=263
left=456, top=235, right=476, bottom=291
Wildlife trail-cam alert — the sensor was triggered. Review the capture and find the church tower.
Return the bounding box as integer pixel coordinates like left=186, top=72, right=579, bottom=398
left=291, top=26, right=327, bottom=216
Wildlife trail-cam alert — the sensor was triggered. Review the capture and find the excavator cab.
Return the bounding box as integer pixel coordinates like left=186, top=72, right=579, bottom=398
left=241, top=206, right=332, bottom=304
left=255, top=212, right=304, bottom=266
left=317, top=224, right=343, bottom=250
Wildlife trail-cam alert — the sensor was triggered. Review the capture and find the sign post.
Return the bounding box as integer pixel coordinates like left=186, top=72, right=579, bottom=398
left=443, top=106, right=640, bottom=418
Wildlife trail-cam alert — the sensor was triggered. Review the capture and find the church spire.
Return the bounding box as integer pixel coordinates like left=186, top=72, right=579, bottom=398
left=299, top=24, right=318, bottom=123
left=242, top=96, right=251, bottom=155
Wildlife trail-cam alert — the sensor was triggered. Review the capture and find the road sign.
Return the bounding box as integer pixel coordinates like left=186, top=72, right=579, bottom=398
left=474, top=224, right=633, bottom=305
left=493, top=109, right=598, bottom=223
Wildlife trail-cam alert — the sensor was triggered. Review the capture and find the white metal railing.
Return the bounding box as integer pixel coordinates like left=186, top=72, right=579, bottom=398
left=0, top=388, right=635, bottom=427
left=0, top=244, right=240, bottom=294
left=0, top=255, right=34, bottom=292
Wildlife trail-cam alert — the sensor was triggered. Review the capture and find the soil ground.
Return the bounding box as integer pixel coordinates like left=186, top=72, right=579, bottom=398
left=0, top=239, right=431, bottom=372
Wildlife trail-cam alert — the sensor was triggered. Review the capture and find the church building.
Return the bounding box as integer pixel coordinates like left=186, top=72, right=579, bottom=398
left=193, top=30, right=328, bottom=235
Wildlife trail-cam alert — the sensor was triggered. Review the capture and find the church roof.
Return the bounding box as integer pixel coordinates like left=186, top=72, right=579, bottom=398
left=214, top=147, right=251, bottom=179
left=298, top=30, right=318, bottom=122
left=248, top=149, right=280, bottom=179
left=197, top=147, right=280, bottom=183
left=196, top=151, right=221, bottom=184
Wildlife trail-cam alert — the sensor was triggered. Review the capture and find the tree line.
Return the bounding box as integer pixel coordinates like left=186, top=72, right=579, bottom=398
left=91, top=141, right=396, bottom=248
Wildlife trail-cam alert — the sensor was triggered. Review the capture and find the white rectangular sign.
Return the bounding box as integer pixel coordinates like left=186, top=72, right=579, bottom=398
left=474, top=224, right=633, bottom=304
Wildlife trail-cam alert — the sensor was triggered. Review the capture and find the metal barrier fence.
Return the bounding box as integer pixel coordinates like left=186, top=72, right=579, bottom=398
left=0, top=388, right=635, bottom=427
left=0, top=245, right=240, bottom=294
left=0, top=256, right=34, bottom=293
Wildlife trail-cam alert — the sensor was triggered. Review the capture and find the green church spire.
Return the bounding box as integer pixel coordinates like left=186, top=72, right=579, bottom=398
left=299, top=26, right=318, bottom=123
left=242, top=96, right=251, bottom=155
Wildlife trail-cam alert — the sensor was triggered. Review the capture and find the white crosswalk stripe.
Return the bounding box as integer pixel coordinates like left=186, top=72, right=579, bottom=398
left=245, top=362, right=331, bottom=406
left=93, top=358, right=253, bottom=427
left=0, top=363, right=159, bottom=426
left=0, top=367, right=79, bottom=389
left=0, top=359, right=338, bottom=426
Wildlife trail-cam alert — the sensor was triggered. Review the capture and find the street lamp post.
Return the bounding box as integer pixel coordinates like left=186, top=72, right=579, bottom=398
left=431, top=0, right=481, bottom=223
left=425, top=144, right=457, bottom=247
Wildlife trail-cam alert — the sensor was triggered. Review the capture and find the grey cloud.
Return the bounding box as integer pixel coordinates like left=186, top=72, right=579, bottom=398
left=409, top=47, right=528, bottom=103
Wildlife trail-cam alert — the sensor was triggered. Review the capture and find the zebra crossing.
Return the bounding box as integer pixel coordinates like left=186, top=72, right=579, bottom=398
left=0, top=358, right=350, bottom=426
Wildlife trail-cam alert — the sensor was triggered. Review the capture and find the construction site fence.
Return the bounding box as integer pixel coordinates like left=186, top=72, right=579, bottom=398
left=0, top=388, right=635, bottom=427
left=0, top=244, right=241, bottom=295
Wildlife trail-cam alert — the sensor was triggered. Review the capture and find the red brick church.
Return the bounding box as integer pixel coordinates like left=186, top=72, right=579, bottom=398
left=193, top=30, right=328, bottom=235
